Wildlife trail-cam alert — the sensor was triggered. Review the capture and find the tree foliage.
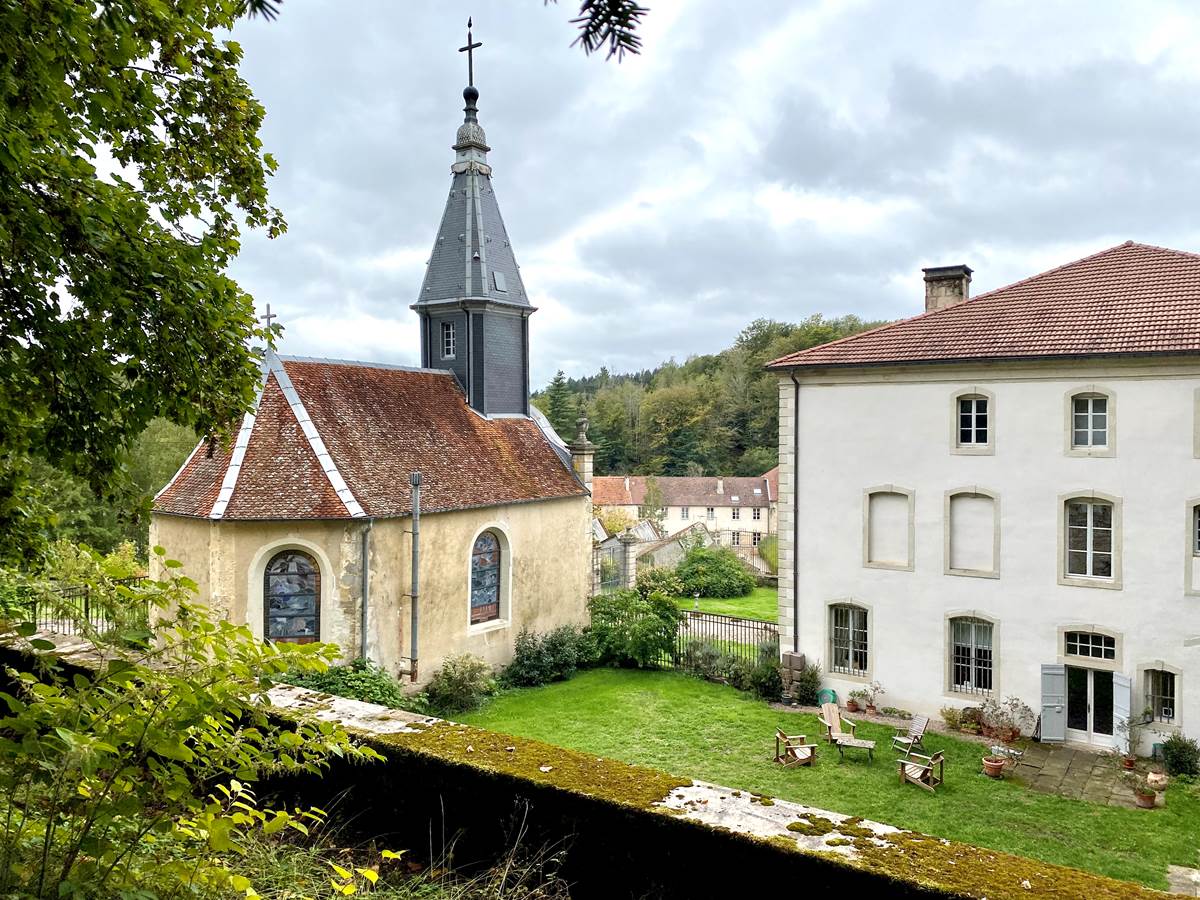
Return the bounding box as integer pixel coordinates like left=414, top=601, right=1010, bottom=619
left=0, top=0, right=281, bottom=565
left=533, top=315, right=883, bottom=478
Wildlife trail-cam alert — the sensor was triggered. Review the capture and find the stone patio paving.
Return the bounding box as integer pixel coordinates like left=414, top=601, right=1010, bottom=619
left=1007, top=741, right=1150, bottom=808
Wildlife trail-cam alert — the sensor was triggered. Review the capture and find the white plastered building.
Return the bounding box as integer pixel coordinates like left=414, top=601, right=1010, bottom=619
left=771, top=242, right=1200, bottom=753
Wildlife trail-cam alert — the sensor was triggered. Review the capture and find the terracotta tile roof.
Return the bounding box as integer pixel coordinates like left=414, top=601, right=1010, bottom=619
left=762, top=466, right=779, bottom=502
left=154, top=355, right=585, bottom=520
left=768, top=242, right=1200, bottom=370
left=592, top=475, right=772, bottom=509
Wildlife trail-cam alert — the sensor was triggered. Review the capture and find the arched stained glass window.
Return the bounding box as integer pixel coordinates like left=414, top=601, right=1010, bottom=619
left=470, top=532, right=501, bottom=624
left=264, top=550, right=320, bottom=643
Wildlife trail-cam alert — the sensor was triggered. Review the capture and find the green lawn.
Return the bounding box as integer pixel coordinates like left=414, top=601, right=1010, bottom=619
left=463, top=669, right=1199, bottom=890
left=672, top=586, right=777, bottom=621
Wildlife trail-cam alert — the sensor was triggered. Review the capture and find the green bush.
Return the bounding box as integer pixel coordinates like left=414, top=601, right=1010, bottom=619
left=283, top=657, right=413, bottom=710
left=791, top=659, right=822, bottom=705
left=1162, top=733, right=1200, bottom=776
left=635, top=566, right=684, bottom=599
left=750, top=641, right=783, bottom=701
left=501, top=625, right=589, bottom=688
left=425, top=653, right=496, bottom=714
left=587, top=589, right=682, bottom=668
left=757, top=534, right=779, bottom=574
left=675, top=545, right=756, bottom=598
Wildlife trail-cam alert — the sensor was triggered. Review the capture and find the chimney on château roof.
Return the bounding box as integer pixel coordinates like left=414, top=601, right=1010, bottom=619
left=923, top=264, right=973, bottom=312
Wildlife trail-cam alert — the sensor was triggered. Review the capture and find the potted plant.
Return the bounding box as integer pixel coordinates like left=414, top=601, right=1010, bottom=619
left=1115, top=707, right=1152, bottom=769
left=846, top=689, right=866, bottom=713
left=982, top=753, right=1007, bottom=779
left=1126, top=772, right=1157, bottom=809
left=862, top=680, right=885, bottom=715
left=980, top=696, right=1034, bottom=744
left=1147, top=768, right=1169, bottom=792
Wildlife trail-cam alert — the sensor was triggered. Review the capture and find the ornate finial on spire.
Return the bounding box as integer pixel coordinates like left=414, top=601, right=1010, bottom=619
left=459, top=17, right=482, bottom=88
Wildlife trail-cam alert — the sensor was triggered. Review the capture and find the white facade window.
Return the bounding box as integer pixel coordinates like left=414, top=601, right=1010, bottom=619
left=830, top=604, right=868, bottom=677
left=957, top=395, right=989, bottom=446
left=1072, top=394, right=1108, bottom=448
left=752, top=531, right=762, bottom=547
left=1146, top=669, right=1176, bottom=724
left=441, top=321, right=456, bottom=359
left=1065, top=630, right=1116, bottom=660
left=732, top=507, right=741, bottom=520
left=1193, top=505, right=1200, bottom=554
left=731, top=531, right=741, bottom=546
left=752, top=507, right=762, bottom=521
left=706, top=507, right=715, bottom=521
left=680, top=506, right=689, bottom=520
left=950, top=617, right=993, bottom=696
left=1066, top=500, right=1113, bottom=578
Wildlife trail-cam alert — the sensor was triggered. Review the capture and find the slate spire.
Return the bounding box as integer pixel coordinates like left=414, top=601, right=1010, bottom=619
left=411, top=47, right=534, bottom=417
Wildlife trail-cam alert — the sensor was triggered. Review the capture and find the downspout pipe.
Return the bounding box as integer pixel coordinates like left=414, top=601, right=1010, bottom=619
left=360, top=518, right=374, bottom=661
left=790, top=372, right=801, bottom=655
left=409, top=472, right=421, bottom=682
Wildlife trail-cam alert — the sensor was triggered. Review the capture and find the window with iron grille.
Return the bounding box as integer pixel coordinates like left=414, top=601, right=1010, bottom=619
left=957, top=395, right=989, bottom=446
left=830, top=604, right=868, bottom=677
left=1066, top=500, right=1113, bottom=577
left=1193, top=505, right=1200, bottom=555
left=732, top=507, right=740, bottom=520
left=950, top=617, right=993, bottom=696
left=752, top=507, right=762, bottom=521
left=441, top=321, right=456, bottom=359
left=1064, top=631, right=1116, bottom=660
left=731, top=531, right=741, bottom=546
left=1072, top=394, right=1108, bottom=448
left=1145, top=669, right=1176, bottom=724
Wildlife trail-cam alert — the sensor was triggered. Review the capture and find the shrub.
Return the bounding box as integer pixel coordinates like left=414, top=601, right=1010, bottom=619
left=749, top=642, right=783, bottom=701
left=960, top=706, right=984, bottom=728
left=425, top=653, right=496, bottom=714
left=587, top=589, right=682, bottom=668
left=980, top=695, right=1035, bottom=739
left=283, top=657, right=410, bottom=709
left=756, top=534, right=779, bottom=573
left=939, top=706, right=962, bottom=730
left=635, top=566, right=684, bottom=599
left=680, top=640, right=726, bottom=680
left=675, top=546, right=756, bottom=599
left=501, top=626, right=587, bottom=688
left=726, top=656, right=755, bottom=692
left=1162, top=734, right=1200, bottom=776
left=791, top=660, right=822, bottom=706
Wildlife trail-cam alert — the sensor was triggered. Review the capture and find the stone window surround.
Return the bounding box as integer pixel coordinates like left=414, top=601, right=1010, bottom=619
left=1185, top=497, right=1200, bottom=596
left=949, top=386, right=995, bottom=456
left=1137, top=660, right=1182, bottom=733
left=942, top=486, right=1001, bottom=579
left=943, top=609, right=1000, bottom=700
left=246, top=538, right=338, bottom=644
left=1057, top=491, right=1123, bottom=590
left=1056, top=623, right=1123, bottom=673
left=1064, top=385, right=1116, bottom=457
left=862, top=485, right=915, bottom=572
left=826, top=598, right=873, bottom=683
left=466, top=522, right=513, bottom=635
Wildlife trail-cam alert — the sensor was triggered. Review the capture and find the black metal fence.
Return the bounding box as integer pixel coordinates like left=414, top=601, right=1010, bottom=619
left=20, top=577, right=149, bottom=636
left=672, top=610, right=780, bottom=672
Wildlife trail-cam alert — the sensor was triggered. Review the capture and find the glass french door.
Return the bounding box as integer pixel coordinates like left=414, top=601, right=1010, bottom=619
left=1066, top=666, right=1115, bottom=747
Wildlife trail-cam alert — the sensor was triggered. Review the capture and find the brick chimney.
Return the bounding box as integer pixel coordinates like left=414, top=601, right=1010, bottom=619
left=716, top=478, right=724, bottom=495
left=923, top=264, right=972, bottom=312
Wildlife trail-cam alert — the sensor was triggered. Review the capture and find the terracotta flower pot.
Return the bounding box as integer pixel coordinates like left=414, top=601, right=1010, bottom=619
left=866, top=705, right=878, bottom=716
left=982, top=756, right=1006, bottom=779
left=1122, top=755, right=1137, bottom=770
left=845, top=700, right=860, bottom=713
left=1135, top=790, right=1156, bottom=809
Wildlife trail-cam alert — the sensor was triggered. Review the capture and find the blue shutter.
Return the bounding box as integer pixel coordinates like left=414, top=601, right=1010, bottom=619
left=1113, top=672, right=1133, bottom=755
left=1041, top=664, right=1067, bottom=743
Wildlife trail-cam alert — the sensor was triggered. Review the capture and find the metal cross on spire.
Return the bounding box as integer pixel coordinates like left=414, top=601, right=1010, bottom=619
left=459, top=17, right=482, bottom=87
left=259, top=303, right=277, bottom=328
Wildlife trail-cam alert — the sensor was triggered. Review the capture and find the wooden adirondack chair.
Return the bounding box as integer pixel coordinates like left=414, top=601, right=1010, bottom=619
left=818, top=702, right=857, bottom=744
left=898, top=751, right=945, bottom=792
left=774, top=729, right=817, bottom=767
left=891, top=714, right=930, bottom=757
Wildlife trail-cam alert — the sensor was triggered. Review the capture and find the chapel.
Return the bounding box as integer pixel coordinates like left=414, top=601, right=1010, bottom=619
left=150, top=63, right=594, bottom=682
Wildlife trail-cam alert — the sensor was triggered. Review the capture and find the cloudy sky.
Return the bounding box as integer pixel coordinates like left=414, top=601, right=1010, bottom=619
left=229, top=0, right=1200, bottom=388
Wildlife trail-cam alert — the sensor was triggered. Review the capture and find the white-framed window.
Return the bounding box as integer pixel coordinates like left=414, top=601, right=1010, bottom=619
left=732, top=507, right=741, bottom=520
left=1071, top=393, right=1108, bottom=448
left=441, top=321, right=456, bottom=359
left=1066, top=499, right=1113, bottom=578
left=680, top=507, right=689, bottom=520
left=731, top=531, right=741, bottom=547
left=830, top=604, right=868, bottom=677
left=1192, top=505, right=1200, bottom=555
left=949, top=617, right=993, bottom=696
left=751, top=531, right=762, bottom=547
left=1065, top=630, right=1116, bottom=660
left=957, top=395, right=989, bottom=446
left=1146, top=669, right=1177, bottom=724
left=752, top=507, right=762, bottom=521
left=706, top=507, right=715, bottom=521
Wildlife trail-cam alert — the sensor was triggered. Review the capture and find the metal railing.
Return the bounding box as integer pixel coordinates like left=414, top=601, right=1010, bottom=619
left=674, top=610, right=780, bottom=671
left=20, top=577, right=149, bottom=636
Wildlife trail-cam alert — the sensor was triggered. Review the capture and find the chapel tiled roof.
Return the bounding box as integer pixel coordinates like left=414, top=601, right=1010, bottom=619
left=767, top=242, right=1200, bottom=370
left=591, top=475, right=773, bottom=509
left=154, top=353, right=585, bottom=520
